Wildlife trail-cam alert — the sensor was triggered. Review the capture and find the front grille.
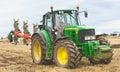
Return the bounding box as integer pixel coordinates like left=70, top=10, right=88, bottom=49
left=78, top=29, right=95, bottom=43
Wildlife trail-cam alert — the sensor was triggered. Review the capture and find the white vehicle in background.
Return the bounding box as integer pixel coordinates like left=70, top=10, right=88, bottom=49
left=110, top=32, right=120, bottom=36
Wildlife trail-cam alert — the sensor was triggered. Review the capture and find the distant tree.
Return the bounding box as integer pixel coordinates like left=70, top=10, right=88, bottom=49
left=1, top=37, right=3, bottom=39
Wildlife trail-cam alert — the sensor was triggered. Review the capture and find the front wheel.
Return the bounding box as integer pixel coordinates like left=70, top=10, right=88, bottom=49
left=54, top=40, right=81, bottom=68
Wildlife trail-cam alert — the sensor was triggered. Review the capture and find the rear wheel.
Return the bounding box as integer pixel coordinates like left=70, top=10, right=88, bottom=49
left=31, top=34, right=52, bottom=64
left=54, top=40, right=81, bottom=68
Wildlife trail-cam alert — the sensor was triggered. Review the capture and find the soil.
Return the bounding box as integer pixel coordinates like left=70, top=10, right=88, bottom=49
left=0, top=36, right=120, bottom=72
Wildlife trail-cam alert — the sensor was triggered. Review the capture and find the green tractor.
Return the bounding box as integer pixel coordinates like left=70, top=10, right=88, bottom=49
left=31, top=6, right=113, bottom=68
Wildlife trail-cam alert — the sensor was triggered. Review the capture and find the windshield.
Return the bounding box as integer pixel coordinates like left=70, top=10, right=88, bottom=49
left=55, top=12, right=78, bottom=27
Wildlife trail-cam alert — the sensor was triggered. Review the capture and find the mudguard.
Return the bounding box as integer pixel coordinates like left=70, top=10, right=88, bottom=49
left=54, top=36, right=68, bottom=43
left=32, top=32, right=47, bottom=47
left=32, top=30, right=52, bottom=59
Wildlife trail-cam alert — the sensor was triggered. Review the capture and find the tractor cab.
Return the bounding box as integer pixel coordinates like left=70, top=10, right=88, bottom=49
left=52, top=10, right=78, bottom=35
left=41, top=6, right=89, bottom=41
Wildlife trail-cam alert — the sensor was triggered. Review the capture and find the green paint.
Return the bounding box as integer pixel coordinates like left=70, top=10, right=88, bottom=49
left=63, top=26, right=112, bottom=59
left=40, top=30, right=52, bottom=59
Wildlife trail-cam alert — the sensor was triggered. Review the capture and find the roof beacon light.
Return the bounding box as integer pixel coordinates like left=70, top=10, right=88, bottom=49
left=76, top=6, right=79, bottom=11
left=50, top=6, right=54, bottom=12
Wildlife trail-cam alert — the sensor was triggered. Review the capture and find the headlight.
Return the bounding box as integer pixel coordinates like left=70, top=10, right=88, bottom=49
left=91, top=36, right=95, bottom=40
left=85, top=36, right=91, bottom=40
left=85, top=36, right=95, bottom=40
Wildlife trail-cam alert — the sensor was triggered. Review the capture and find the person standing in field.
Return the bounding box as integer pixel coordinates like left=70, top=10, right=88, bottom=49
left=13, top=19, right=21, bottom=45
left=33, top=23, right=39, bottom=33
left=13, top=19, right=20, bottom=31
left=23, top=21, right=31, bottom=45
left=23, top=21, right=30, bottom=34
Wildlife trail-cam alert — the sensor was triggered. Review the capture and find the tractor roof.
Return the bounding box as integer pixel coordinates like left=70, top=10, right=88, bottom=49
left=53, top=9, right=77, bottom=12
left=43, top=9, right=77, bottom=16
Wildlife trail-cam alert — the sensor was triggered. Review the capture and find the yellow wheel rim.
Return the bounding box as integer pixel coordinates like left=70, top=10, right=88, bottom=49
left=57, top=47, right=68, bottom=65
left=33, top=40, right=41, bottom=61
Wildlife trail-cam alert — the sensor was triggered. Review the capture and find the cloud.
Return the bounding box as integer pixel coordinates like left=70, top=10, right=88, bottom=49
left=97, top=20, right=120, bottom=29
left=92, top=20, right=120, bottom=34
left=103, top=0, right=120, bottom=2
left=0, top=0, right=120, bottom=37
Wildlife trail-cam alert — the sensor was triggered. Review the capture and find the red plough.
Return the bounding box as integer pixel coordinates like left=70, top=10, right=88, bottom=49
left=14, top=30, right=31, bottom=42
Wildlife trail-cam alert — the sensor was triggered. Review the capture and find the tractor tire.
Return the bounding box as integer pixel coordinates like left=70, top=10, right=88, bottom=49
left=96, top=36, right=110, bottom=45
left=54, top=40, right=81, bottom=68
left=31, top=34, right=52, bottom=65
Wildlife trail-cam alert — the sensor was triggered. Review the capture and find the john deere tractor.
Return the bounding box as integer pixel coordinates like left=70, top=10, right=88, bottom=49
left=31, top=6, right=113, bottom=68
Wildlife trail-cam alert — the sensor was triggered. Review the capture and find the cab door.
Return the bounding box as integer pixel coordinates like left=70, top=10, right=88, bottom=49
left=44, top=13, right=54, bottom=41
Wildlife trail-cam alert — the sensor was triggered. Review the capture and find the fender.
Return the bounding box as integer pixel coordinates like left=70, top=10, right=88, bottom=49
left=53, top=36, right=68, bottom=51
left=32, top=30, right=52, bottom=60
left=54, top=36, right=68, bottom=43
left=32, top=32, right=47, bottom=46
left=40, top=30, right=52, bottom=59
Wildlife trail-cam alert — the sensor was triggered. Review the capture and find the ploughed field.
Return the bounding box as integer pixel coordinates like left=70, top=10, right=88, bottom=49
left=0, top=36, right=120, bottom=72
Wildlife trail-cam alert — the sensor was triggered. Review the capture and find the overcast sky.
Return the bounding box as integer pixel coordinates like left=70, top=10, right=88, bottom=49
left=0, top=0, right=120, bottom=37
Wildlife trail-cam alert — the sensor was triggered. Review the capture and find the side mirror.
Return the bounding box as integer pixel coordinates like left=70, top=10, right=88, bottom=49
left=84, top=11, right=88, bottom=18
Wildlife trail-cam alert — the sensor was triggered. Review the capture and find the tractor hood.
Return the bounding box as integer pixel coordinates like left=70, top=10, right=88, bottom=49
left=64, top=26, right=94, bottom=31
left=64, top=26, right=95, bottom=43
left=63, top=26, right=95, bottom=45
